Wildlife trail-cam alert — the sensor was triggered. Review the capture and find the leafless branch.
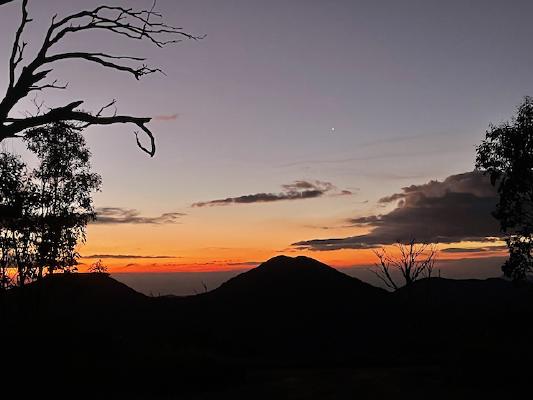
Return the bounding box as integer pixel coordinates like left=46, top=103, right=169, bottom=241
left=0, top=0, right=202, bottom=156
left=94, top=99, right=118, bottom=119
left=9, top=0, right=31, bottom=90
left=4, top=100, right=155, bottom=156
left=30, top=95, right=44, bottom=116
left=372, top=240, right=438, bottom=290
left=29, top=79, right=68, bottom=92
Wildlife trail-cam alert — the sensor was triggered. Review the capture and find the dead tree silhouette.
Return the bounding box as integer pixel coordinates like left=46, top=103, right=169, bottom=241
left=372, top=240, right=438, bottom=290
left=0, top=0, right=201, bottom=156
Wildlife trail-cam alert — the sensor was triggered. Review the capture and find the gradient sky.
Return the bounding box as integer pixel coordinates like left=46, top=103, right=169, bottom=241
left=2, top=0, right=533, bottom=292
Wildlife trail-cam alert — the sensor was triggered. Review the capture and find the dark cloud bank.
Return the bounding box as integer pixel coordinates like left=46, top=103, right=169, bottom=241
left=294, top=171, right=501, bottom=251
left=192, top=180, right=351, bottom=207
left=94, top=207, right=185, bottom=224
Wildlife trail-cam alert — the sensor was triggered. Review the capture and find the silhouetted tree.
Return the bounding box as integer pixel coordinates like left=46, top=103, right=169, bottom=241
left=372, top=240, right=437, bottom=290
left=25, top=124, right=101, bottom=277
left=0, top=0, right=200, bottom=156
left=476, top=97, right=533, bottom=281
left=89, top=259, right=108, bottom=274
left=0, top=150, right=37, bottom=288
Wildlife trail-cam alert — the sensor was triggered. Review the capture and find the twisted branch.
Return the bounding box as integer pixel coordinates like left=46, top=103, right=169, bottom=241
left=372, top=240, right=438, bottom=290
left=0, top=0, right=201, bottom=156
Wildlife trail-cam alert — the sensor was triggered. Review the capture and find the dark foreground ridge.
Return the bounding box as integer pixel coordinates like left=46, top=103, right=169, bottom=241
left=2, top=255, right=533, bottom=399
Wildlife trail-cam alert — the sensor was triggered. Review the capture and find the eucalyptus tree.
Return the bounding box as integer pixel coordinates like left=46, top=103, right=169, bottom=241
left=26, top=123, right=101, bottom=276
left=0, top=150, right=37, bottom=288
left=476, top=97, right=533, bottom=281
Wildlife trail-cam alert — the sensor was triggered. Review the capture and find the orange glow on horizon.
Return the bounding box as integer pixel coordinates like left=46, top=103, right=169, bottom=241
left=77, top=240, right=508, bottom=274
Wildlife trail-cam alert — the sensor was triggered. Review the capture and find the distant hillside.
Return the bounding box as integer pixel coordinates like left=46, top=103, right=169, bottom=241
left=394, top=276, right=533, bottom=313
left=3, top=273, right=147, bottom=319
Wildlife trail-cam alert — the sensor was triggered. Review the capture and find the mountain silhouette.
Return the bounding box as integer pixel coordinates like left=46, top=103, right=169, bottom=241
left=169, top=256, right=390, bottom=363
left=3, top=272, right=147, bottom=323
left=7, top=272, right=145, bottom=304
left=3, top=256, right=533, bottom=398
left=204, top=255, right=386, bottom=305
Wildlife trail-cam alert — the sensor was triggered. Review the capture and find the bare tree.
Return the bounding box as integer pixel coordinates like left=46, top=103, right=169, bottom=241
left=371, top=240, right=438, bottom=290
left=89, top=259, right=108, bottom=274
left=0, top=0, right=201, bottom=156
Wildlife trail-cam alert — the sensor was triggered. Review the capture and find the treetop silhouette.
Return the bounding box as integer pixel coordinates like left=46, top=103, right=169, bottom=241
left=477, top=96, right=533, bottom=280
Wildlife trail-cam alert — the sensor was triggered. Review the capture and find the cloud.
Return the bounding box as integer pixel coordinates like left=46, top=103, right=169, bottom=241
left=440, top=245, right=507, bottom=254
left=339, top=190, right=354, bottom=196
left=94, top=207, right=185, bottom=224
left=226, top=261, right=261, bottom=267
left=153, top=113, right=178, bottom=121
left=378, top=171, right=496, bottom=204
left=279, top=131, right=466, bottom=168
left=293, top=171, right=501, bottom=251
left=82, top=254, right=178, bottom=259
left=280, top=148, right=459, bottom=168
left=192, top=180, right=345, bottom=207
left=377, top=193, right=407, bottom=204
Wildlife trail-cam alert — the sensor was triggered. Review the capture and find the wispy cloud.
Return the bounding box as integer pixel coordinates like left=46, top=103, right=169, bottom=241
left=192, top=180, right=350, bottom=207
left=337, top=190, right=354, bottom=196
left=82, top=254, right=179, bottom=259
left=94, top=207, right=185, bottom=224
left=440, top=245, right=507, bottom=254
left=279, top=131, right=467, bottom=168
left=153, top=113, right=178, bottom=121
left=226, top=261, right=261, bottom=267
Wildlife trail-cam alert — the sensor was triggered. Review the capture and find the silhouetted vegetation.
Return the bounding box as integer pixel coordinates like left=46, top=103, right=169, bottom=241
left=27, top=124, right=101, bottom=276
left=0, top=0, right=201, bottom=156
left=89, top=259, right=108, bottom=274
left=371, top=240, right=437, bottom=290
left=0, top=123, right=100, bottom=289
left=0, top=150, right=34, bottom=288
left=2, top=255, right=533, bottom=399
left=476, top=97, right=533, bottom=281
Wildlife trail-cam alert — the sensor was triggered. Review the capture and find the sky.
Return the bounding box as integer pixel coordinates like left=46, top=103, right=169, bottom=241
left=2, top=0, right=533, bottom=294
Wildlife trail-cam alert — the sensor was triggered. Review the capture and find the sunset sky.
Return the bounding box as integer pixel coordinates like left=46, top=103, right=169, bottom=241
left=2, top=0, right=532, bottom=293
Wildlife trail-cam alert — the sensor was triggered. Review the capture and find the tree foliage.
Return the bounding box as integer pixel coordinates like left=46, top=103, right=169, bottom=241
left=476, top=97, right=533, bottom=281
left=0, top=151, right=36, bottom=288
left=0, top=123, right=101, bottom=289
left=26, top=124, right=102, bottom=276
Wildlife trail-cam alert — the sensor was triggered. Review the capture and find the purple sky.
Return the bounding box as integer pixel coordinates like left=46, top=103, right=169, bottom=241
left=2, top=1, right=532, bottom=293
